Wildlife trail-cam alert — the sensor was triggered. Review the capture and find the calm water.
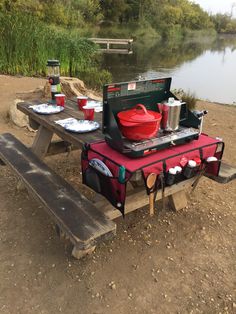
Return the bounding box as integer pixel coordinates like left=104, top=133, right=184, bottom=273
left=101, top=35, right=236, bottom=104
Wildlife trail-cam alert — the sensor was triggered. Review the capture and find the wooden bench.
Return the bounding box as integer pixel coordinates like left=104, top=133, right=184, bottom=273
left=205, top=162, right=236, bottom=184
left=0, top=133, right=116, bottom=259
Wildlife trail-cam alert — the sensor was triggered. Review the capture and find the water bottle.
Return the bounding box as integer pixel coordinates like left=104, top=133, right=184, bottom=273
left=118, top=166, right=126, bottom=183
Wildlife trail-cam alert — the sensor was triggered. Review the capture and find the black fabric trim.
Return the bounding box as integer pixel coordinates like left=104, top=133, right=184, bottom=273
left=87, top=140, right=222, bottom=173
left=135, top=142, right=221, bottom=171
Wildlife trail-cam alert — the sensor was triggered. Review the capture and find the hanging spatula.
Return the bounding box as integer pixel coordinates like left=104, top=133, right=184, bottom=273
left=147, top=173, right=157, bottom=216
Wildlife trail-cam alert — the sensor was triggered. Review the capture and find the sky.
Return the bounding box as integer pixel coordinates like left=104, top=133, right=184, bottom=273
left=192, top=0, right=236, bottom=17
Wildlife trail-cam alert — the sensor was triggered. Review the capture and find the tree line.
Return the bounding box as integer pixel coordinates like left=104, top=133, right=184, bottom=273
left=0, top=0, right=235, bottom=83
left=1, top=0, right=236, bottom=35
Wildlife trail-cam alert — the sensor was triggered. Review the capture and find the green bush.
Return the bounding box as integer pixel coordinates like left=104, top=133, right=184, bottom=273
left=172, top=89, right=197, bottom=110
left=80, top=68, right=112, bottom=90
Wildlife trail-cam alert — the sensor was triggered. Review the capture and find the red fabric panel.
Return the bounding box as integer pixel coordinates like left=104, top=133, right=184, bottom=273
left=142, top=162, right=163, bottom=177
left=83, top=134, right=223, bottom=214
left=89, top=134, right=221, bottom=173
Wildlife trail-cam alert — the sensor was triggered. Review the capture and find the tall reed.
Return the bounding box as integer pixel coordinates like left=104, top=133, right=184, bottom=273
left=0, top=10, right=111, bottom=88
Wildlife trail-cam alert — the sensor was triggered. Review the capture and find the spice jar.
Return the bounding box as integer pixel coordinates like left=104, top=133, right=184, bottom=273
left=166, top=167, right=177, bottom=186
left=183, top=160, right=197, bottom=178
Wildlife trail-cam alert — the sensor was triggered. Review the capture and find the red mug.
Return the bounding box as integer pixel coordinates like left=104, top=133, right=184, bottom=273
left=55, top=93, right=65, bottom=106
left=83, top=107, right=95, bottom=121
left=77, top=96, right=88, bottom=110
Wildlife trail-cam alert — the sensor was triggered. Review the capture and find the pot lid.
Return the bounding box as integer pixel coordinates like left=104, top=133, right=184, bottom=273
left=166, top=98, right=182, bottom=106
left=117, top=104, right=161, bottom=123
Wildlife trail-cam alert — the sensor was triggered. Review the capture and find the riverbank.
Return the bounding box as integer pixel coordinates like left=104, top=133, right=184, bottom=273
left=0, top=75, right=235, bottom=314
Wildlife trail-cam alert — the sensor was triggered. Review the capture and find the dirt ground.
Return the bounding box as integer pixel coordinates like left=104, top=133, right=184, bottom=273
left=0, top=75, right=235, bottom=314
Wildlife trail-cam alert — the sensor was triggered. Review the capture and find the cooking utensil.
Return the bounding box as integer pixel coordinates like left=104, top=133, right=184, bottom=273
left=159, top=98, right=183, bottom=131
left=147, top=173, right=157, bottom=216
left=160, top=172, right=165, bottom=211
left=192, top=157, right=218, bottom=192
left=117, top=104, right=162, bottom=141
left=191, top=167, right=206, bottom=192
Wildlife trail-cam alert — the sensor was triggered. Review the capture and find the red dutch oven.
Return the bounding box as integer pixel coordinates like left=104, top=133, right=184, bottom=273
left=117, top=104, right=162, bottom=141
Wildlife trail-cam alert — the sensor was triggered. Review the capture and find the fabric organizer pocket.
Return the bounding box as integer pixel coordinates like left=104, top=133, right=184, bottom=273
left=81, top=136, right=224, bottom=215
left=84, top=165, right=125, bottom=210
left=81, top=147, right=132, bottom=216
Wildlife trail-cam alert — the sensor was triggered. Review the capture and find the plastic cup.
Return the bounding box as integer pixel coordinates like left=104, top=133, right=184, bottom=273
left=77, top=96, right=88, bottom=110
left=55, top=93, right=65, bottom=107
left=83, top=108, right=95, bottom=121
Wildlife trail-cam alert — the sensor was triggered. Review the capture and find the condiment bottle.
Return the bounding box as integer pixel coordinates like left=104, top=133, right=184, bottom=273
left=206, top=156, right=217, bottom=163
left=166, top=167, right=177, bottom=186
left=174, top=166, right=182, bottom=174
left=183, top=160, right=197, bottom=178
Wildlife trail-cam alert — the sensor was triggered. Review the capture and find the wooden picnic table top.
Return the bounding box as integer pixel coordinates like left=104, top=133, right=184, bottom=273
left=17, top=99, right=103, bottom=149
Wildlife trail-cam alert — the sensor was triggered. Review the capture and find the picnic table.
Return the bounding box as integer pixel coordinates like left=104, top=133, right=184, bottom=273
left=0, top=98, right=235, bottom=259
left=17, top=99, right=198, bottom=213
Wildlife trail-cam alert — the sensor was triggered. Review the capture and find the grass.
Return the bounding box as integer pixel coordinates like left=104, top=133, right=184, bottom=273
left=0, top=11, right=111, bottom=89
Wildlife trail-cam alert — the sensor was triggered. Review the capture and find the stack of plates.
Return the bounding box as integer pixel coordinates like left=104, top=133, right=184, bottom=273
left=29, top=104, right=64, bottom=114
left=86, top=101, right=103, bottom=112
left=55, top=118, right=100, bottom=133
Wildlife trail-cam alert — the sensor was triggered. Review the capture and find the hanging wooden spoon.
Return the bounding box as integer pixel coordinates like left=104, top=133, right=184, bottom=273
left=147, top=173, right=157, bottom=216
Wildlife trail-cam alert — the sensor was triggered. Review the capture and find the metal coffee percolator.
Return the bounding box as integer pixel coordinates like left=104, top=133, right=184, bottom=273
left=159, top=97, right=183, bottom=131
left=47, top=60, right=61, bottom=100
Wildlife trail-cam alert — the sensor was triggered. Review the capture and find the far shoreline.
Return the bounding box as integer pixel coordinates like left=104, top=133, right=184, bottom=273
left=0, top=74, right=235, bottom=109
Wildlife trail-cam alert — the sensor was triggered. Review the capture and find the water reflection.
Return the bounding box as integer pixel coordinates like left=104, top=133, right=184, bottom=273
left=100, top=35, right=236, bottom=104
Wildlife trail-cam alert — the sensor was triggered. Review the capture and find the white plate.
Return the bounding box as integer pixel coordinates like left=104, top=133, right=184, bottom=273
left=85, top=101, right=103, bottom=112
left=89, top=158, right=113, bottom=177
left=87, top=100, right=102, bottom=107
left=30, top=104, right=64, bottom=115
left=95, top=107, right=103, bottom=112
left=63, top=119, right=100, bottom=133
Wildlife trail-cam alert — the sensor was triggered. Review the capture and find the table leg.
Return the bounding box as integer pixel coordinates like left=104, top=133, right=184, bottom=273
left=72, top=245, right=96, bottom=259
left=29, top=117, right=40, bottom=130
left=31, top=125, right=53, bottom=159
left=168, top=190, right=188, bottom=211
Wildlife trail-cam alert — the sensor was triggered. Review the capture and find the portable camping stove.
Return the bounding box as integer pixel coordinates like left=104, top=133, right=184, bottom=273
left=103, top=78, right=202, bottom=157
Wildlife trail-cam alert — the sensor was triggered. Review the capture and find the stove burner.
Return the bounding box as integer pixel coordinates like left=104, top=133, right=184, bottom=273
left=123, top=127, right=199, bottom=152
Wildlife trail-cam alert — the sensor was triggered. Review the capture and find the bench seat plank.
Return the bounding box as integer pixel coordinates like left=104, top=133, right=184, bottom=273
left=206, top=162, right=236, bottom=184
left=0, top=133, right=116, bottom=248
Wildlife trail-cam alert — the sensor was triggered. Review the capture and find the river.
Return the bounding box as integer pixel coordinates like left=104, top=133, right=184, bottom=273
left=100, top=35, right=236, bottom=105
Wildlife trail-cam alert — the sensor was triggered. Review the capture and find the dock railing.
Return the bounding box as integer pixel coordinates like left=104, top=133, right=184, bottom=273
left=89, top=38, right=133, bottom=54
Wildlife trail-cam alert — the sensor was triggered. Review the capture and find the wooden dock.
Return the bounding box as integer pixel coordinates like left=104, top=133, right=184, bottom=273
left=89, top=38, right=133, bottom=54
